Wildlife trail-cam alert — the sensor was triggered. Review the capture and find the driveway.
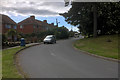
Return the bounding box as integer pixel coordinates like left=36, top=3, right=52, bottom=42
left=19, top=38, right=118, bottom=78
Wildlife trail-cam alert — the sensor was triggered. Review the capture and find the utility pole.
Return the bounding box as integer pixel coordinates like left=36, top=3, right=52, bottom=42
left=56, top=18, right=60, bottom=27
left=71, top=26, right=73, bottom=31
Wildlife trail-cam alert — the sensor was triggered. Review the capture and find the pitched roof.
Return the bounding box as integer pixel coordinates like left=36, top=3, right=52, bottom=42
left=35, top=19, right=44, bottom=26
left=18, top=16, right=52, bottom=27
left=1, top=14, right=16, bottom=25
left=18, top=16, right=39, bottom=25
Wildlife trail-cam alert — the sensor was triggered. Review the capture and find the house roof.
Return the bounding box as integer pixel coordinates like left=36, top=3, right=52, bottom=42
left=18, top=16, right=55, bottom=28
left=18, top=16, right=48, bottom=26
left=1, top=14, right=16, bottom=25
left=18, top=16, right=39, bottom=25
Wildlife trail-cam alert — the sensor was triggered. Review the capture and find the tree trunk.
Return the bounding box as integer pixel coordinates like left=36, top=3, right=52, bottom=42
left=93, top=3, right=97, bottom=38
left=12, top=35, right=14, bottom=42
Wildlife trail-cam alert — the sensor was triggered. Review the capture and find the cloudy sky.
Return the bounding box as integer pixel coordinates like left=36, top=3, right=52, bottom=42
left=0, top=0, right=79, bottom=31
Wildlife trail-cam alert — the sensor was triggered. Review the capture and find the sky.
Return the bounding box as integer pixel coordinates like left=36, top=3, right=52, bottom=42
left=0, top=0, right=79, bottom=32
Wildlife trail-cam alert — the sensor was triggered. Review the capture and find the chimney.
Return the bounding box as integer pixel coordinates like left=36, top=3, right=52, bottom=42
left=43, top=20, right=47, bottom=23
left=30, top=15, right=35, bottom=20
left=51, top=23, right=54, bottom=26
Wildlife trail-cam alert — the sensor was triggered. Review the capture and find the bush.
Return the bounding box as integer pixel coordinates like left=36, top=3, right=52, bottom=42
left=51, top=27, right=69, bottom=39
left=20, top=27, right=69, bottom=43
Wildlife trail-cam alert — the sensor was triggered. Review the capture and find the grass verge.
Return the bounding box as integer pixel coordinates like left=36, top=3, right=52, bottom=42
left=0, top=50, right=2, bottom=79
left=74, top=35, right=118, bottom=59
left=2, top=47, right=24, bottom=78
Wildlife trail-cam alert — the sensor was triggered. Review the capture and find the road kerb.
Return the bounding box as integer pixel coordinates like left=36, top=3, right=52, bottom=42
left=72, top=44, right=120, bottom=63
left=13, top=43, right=40, bottom=79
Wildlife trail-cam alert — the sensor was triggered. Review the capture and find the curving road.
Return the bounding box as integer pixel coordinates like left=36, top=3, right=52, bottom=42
left=19, top=38, right=118, bottom=78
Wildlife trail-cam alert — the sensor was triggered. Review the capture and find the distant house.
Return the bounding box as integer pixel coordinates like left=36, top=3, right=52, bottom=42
left=17, top=16, right=56, bottom=34
left=0, top=14, right=17, bottom=34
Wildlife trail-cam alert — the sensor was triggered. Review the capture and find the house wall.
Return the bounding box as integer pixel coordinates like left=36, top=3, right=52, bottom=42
left=1, top=15, right=56, bottom=35
left=17, top=24, right=47, bottom=34
left=2, top=23, right=17, bottom=34
left=17, top=24, right=34, bottom=34
left=2, top=23, right=55, bottom=34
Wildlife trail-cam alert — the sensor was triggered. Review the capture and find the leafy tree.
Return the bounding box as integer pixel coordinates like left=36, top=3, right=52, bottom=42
left=69, top=29, right=74, bottom=37
left=35, top=27, right=69, bottom=40
left=53, top=27, right=69, bottom=39
left=61, top=2, right=120, bottom=37
left=6, top=29, right=17, bottom=42
left=97, top=2, right=120, bottom=35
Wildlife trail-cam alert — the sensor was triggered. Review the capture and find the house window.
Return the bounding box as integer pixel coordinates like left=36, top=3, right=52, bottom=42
left=14, top=25, right=17, bottom=29
left=46, top=26, right=49, bottom=30
left=33, top=26, right=36, bottom=28
left=20, top=25, right=23, bottom=29
left=5, top=24, right=11, bottom=28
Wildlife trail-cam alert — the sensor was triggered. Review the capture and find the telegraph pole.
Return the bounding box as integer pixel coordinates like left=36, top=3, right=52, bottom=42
left=56, top=18, right=60, bottom=27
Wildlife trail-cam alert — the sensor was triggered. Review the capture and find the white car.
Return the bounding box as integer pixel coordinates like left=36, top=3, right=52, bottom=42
left=43, top=35, right=56, bottom=44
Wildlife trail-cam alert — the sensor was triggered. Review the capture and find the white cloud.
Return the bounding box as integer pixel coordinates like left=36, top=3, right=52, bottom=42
left=1, top=0, right=71, bottom=17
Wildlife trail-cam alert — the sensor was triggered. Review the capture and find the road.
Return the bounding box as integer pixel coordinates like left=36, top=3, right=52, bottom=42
left=19, top=38, right=118, bottom=78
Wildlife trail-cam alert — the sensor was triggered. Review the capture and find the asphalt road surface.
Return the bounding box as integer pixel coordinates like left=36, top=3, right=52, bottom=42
left=19, top=38, right=118, bottom=78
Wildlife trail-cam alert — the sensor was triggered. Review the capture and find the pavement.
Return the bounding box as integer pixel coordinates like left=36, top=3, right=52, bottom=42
left=19, top=38, right=118, bottom=78
left=3, top=43, right=39, bottom=50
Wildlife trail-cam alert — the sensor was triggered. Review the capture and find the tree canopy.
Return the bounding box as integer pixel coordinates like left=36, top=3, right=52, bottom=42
left=61, top=2, right=120, bottom=37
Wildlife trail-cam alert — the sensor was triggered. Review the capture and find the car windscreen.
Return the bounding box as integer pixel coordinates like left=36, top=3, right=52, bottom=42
left=45, top=37, right=52, bottom=39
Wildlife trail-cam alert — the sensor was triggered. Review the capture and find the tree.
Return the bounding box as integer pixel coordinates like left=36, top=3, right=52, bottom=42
left=97, top=2, right=120, bottom=35
left=64, top=1, right=98, bottom=37
left=52, top=27, right=69, bottom=39
left=35, top=27, right=69, bottom=40
left=61, top=2, right=94, bottom=37
left=6, top=29, right=17, bottom=42
left=61, top=2, right=120, bottom=37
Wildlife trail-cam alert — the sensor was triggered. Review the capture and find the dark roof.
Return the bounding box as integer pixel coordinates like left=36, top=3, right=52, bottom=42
left=0, top=14, right=16, bottom=25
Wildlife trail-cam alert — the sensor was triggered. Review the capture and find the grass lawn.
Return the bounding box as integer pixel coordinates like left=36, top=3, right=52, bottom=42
left=0, top=50, right=2, bottom=79
left=74, top=35, right=118, bottom=59
left=2, top=47, right=24, bottom=78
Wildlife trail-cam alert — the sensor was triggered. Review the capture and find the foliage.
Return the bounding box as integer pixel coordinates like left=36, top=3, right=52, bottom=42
left=61, top=2, right=120, bottom=37
left=2, top=34, right=7, bottom=43
left=69, top=30, right=76, bottom=37
left=24, top=27, right=69, bottom=42
left=97, top=3, right=120, bottom=35
left=6, top=29, right=17, bottom=42
left=53, top=27, right=69, bottom=39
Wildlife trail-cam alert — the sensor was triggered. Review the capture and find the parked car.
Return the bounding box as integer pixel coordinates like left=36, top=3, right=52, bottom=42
left=43, top=35, right=56, bottom=44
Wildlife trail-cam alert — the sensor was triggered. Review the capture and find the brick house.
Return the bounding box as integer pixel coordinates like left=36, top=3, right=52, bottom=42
left=0, top=14, right=17, bottom=34
left=17, top=16, right=56, bottom=34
